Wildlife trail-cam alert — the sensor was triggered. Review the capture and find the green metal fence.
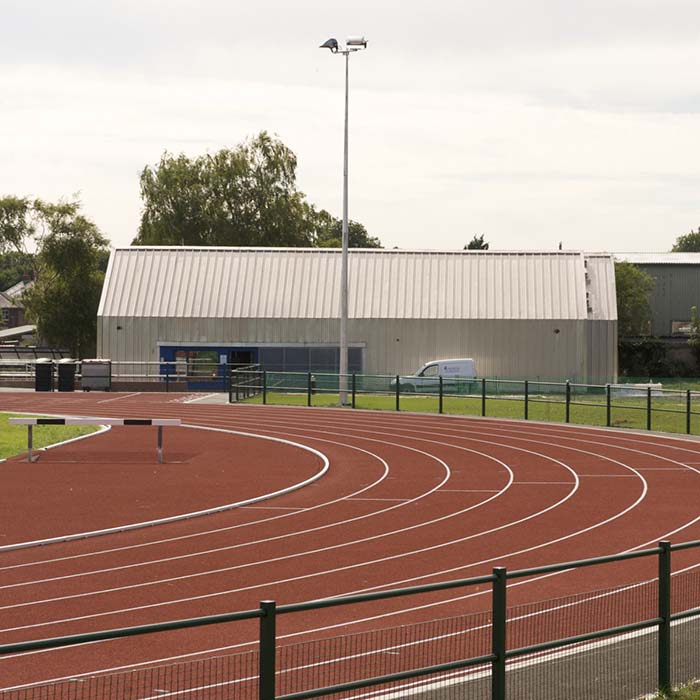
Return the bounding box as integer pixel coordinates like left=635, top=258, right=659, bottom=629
left=229, top=370, right=700, bottom=436
left=3, top=540, right=700, bottom=699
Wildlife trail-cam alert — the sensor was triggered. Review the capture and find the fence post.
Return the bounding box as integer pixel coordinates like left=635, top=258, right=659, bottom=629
left=439, top=376, right=443, bottom=414
left=395, top=375, right=400, bottom=412
left=524, top=380, right=529, bottom=420
left=491, top=567, right=507, bottom=700
left=165, top=362, right=170, bottom=393
left=352, top=373, right=356, bottom=409
left=565, top=381, right=571, bottom=423
left=259, top=600, right=277, bottom=700
left=307, top=372, right=312, bottom=407
left=687, top=389, right=691, bottom=435
left=606, top=383, right=611, bottom=427
left=481, top=378, right=486, bottom=417
left=647, top=385, right=652, bottom=431
left=262, top=371, right=267, bottom=405
left=658, top=541, right=672, bottom=694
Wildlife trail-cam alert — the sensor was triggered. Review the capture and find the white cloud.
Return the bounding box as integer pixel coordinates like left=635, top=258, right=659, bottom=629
left=1, top=0, right=699, bottom=251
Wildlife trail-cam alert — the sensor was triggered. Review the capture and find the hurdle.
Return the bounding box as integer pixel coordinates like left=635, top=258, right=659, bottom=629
left=8, top=417, right=181, bottom=464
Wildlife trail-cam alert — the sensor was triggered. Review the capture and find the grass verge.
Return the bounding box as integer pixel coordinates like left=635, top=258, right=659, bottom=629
left=0, top=413, right=99, bottom=460
left=242, top=391, right=700, bottom=436
left=654, top=681, right=700, bottom=698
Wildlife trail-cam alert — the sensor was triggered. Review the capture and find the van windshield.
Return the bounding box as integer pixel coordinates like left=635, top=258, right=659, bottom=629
left=419, top=365, right=439, bottom=377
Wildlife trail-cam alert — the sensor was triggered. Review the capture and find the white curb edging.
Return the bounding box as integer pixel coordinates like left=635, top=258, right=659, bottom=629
left=0, top=423, right=329, bottom=552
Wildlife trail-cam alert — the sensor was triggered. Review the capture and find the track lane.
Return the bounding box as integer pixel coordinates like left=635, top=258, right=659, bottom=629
left=4, top=399, right=700, bottom=688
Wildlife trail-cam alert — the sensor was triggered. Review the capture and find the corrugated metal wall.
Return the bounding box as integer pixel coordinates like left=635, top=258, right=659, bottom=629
left=99, top=248, right=594, bottom=320
left=98, top=315, right=614, bottom=382
left=97, top=248, right=618, bottom=383
left=634, top=265, right=700, bottom=337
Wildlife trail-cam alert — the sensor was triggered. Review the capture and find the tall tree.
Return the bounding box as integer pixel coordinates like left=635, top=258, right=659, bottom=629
left=464, top=235, right=489, bottom=250
left=0, top=196, right=34, bottom=252
left=0, top=251, right=34, bottom=291
left=310, top=207, right=382, bottom=248
left=671, top=227, right=700, bottom=252
left=615, top=261, right=655, bottom=336
left=133, top=131, right=379, bottom=248
left=5, top=199, right=110, bottom=357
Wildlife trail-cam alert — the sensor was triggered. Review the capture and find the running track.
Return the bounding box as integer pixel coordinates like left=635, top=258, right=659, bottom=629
left=2, top=390, right=700, bottom=690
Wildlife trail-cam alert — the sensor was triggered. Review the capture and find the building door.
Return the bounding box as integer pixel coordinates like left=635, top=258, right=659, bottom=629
left=229, top=350, right=256, bottom=367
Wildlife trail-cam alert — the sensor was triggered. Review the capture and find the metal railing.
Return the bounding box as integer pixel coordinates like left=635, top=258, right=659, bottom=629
left=0, top=360, right=262, bottom=393
left=2, top=540, right=700, bottom=699
left=229, top=370, right=700, bottom=436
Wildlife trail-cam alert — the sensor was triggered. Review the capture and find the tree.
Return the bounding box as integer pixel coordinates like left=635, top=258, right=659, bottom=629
left=464, top=235, right=489, bottom=250
left=310, top=208, right=382, bottom=248
left=1, top=198, right=110, bottom=357
left=615, top=261, right=655, bottom=336
left=0, top=196, right=35, bottom=253
left=671, top=227, right=700, bottom=252
left=133, top=131, right=379, bottom=249
left=689, top=306, right=700, bottom=367
left=0, top=251, right=34, bottom=291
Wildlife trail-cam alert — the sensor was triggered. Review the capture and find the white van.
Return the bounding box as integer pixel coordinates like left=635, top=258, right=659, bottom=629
left=392, top=358, right=477, bottom=392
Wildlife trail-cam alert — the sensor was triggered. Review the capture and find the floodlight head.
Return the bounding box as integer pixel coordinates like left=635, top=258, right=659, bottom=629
left=320, top=38, right=339, bottom=53
left=346, top=36, right=367, bottom=48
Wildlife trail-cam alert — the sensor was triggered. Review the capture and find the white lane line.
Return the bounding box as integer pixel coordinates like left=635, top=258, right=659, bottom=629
left=96, top=393, right=141, bottom=404
left=440, top=489, right=501, bottom=493
left=183, top=394, right=219, bottom=404
left=0, top=425, right=511, bottom=596
left=240, top=506, right=304, bottom=511
left=0, top=439, right=457, bottom=620
left=0, top=435, right=394, bottom=574
left=220, top=411, right=647, bottom=596
left=0, top=404, right=687, bottom=683
left=0, top=424, right=329, bottom=553
left=348, top=498, right=410, bottom=502
left=634, top=467, right=690, bottom=470
left=512, top=481, right=573, bottom=485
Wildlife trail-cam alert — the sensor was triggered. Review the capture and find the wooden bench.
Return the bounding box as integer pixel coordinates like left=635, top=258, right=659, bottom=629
left=8, top=417, right=181, bottom=463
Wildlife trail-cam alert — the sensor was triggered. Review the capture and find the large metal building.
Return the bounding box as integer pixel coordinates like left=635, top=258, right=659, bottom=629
left=97, top=247, right=618, bottom=382
left=615, top=253, right=700, bottom=337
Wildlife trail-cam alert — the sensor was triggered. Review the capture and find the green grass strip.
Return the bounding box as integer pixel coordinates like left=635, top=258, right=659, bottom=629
left=0, top=413, right=99, bottom=460
left=243, top=392, right=700, bottom=436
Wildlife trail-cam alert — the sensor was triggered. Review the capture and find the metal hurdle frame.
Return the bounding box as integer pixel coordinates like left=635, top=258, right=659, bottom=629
left=8, top=417, right=182, bottom=464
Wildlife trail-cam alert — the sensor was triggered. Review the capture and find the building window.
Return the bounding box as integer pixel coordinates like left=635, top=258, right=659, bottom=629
left=671, top=321, right=691, bottom=336
left=174, top=349, right=219, bottom=377
left=258, top=346, right=362, bottom=373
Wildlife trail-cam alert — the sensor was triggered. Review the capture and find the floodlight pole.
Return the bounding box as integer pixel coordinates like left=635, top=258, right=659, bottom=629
left=321, top=37, right=367, bottom=406
left=339, top=49, right=350, bottom=405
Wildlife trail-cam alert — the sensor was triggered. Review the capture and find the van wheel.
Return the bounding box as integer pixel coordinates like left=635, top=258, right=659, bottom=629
left=403, top=384, right=415, bottom=393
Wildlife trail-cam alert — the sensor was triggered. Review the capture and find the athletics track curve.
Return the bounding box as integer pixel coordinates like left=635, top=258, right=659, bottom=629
left=1, top=391, right=700, bottom=690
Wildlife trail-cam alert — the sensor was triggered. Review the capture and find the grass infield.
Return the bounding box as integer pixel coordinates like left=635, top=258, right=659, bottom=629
left=0, top=413, right=98, bottom=460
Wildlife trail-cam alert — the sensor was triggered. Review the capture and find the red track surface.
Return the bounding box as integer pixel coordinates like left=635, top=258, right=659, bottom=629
left=2, top=391, right=700, bottom=689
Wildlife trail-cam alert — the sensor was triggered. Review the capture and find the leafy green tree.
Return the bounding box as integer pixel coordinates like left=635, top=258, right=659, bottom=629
left=464, top=235, right=489, bottom=250
left=310, top=207, right=381, bottom=248
left=671, top=227, right=700, bottom=252
left=133, top=131, right=379, bottom=249
left=0, top=251, right=34, bottom=291
left=5, top=199, right=110, bottom=357
left=0, top=196, right=35, bottom=252
left=688, top=306, right=700, bottom=367
left=615, top=261, right=655, bottom=336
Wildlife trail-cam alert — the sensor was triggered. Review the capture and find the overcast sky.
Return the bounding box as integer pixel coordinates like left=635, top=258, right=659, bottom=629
left=2, top=0, right=699, bottom=252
